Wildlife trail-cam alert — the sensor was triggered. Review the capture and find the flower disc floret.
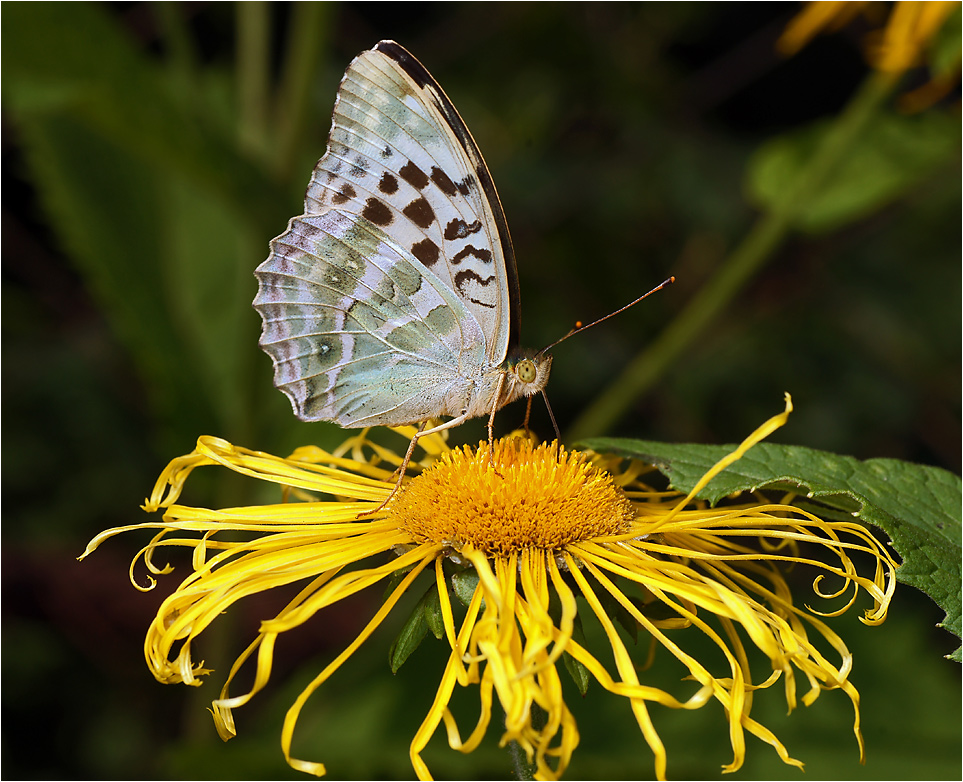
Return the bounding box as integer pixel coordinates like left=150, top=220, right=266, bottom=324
left=388, top=437, right=634, bottom=557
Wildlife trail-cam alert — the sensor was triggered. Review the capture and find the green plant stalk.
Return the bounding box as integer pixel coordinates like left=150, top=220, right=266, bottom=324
left=272, top=2, right=331, bottom=181
left=507, top=703, right=545, bottom=780
left=566, top=71, right=899, bottom=442
left=155, top=1, right=198, bottom=97
left=236, top=2, right=271, bottom=159
left=508, top=740, right=535, bottom=781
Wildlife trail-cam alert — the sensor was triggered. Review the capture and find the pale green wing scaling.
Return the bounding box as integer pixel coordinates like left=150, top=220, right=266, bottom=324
left=255, top=208, right=487, bottom=425
left=255, top=41, right=547, bottom=429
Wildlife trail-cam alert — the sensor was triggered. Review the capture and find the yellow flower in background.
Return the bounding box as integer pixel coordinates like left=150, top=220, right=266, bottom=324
left=81, top=398, right=897, bottom=780
left=778, top=1, right=961, bottom=110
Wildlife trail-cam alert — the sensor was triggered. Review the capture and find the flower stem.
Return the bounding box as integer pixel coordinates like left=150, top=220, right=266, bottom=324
left=566, top=70, right=898, bottom=441
left=508, top=739, right=535, bottom=781
left=507, top=702, right=546, bottom=780
left=271, top=2, right=331, bottom=180
left=236, top=2, right=270, bottom=159
left=155, top=1, right=198, bottom=97
left=508, top=703, right=548, bottom=782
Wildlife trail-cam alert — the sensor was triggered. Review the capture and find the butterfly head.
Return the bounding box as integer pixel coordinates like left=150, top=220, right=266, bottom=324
left=505, top=349, right=553, bottom=401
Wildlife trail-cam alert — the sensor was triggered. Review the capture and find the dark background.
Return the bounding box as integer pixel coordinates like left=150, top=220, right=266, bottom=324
left=3, top=2, right=960, bottom=779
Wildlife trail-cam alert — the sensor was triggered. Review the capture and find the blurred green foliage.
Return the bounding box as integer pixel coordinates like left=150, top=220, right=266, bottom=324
left=3, top=2, right=959, bottom=780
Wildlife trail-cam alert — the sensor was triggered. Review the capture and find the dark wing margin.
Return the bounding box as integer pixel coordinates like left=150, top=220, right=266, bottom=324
left=374, top=40, right=523, bottom=354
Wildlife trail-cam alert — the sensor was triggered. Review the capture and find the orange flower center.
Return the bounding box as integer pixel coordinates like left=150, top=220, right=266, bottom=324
left=388, top=437, right=634, bottom=557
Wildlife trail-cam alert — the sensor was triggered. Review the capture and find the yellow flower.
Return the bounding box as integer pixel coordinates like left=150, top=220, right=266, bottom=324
left=80, top=397, right=897, bottom=780
left=778, top=1, right=960, bottom=109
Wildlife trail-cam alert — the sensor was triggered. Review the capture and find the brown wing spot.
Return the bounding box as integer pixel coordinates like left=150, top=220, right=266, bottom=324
left=454, top=269, right=496, bottom=308
left=379, top=172, right=399, bottom=194
left=403, top=197, right=435, bottom=229
left=399, top=160, right=430, bottom=190
left=456, top=176, right=473, bottom=196
left=430, top=166, right=458, bottom=196
left=381, top=145, right=393, bottom=159
left=452, top=245, right=492, bottom=264
left=411, top=238, right=440, bottom=267
left=350, top=157, right=368, bottom=178
left=331, top=182, right=357, bottom=205
left=362, top=197, right=393, bottom=227
left=444, top=218, right=482, bottom=241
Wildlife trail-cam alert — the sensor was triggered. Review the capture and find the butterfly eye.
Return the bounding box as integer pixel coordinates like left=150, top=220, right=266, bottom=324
left=515, top=359, right=537, bottom=384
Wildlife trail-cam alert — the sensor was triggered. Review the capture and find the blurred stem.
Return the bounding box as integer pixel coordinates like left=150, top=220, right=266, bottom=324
left=566, top=70, right=899, bottom=441
left=507, top=703, right=545, bottom=780
left=236, top=2, right=270, bottom=158
left=155, top=2, right=198, bottom=98
left=272, top=2, right=330, bottom=180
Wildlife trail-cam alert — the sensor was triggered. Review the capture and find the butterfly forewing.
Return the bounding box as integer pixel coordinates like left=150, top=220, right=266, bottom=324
left=304, top=42, right=517, bottom=363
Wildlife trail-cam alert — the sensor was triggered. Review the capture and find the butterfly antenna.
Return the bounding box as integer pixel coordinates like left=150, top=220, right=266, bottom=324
left=537, top=276, right=675, bottom=356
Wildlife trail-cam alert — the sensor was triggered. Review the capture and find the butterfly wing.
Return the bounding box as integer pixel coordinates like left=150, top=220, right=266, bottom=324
left=305, top=40, right=520, bottom=364
left=255, top=209, right=487, bottom=426
left=255, top=41, right=521, bottom=425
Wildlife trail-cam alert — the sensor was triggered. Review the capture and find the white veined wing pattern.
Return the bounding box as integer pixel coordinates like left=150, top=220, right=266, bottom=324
left=254, top=41, right=551, bottom=482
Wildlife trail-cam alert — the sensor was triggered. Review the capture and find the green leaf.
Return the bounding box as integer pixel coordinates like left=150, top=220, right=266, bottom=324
left=424, top=589, right=446, bottom=642
left=580, top=437, right=962, bottom=661
left=382, top=566, right=414, bottom=601
left=928, top=5, right=962, bottom=79
left=14, top=116, right=214, bottom=441
left=562, top=611, right=592, bottom=697
left=2, top=3, right=289, bottom=223
left=747, top=110, right=960, bottom=234
left=451, top=569, right=482, bottom=609
left=2, top=3, right=297, bottom=447
left=388, top=584, right=443, bottom=674
left=162, top=175, right=263, bottom=435
left=596, top=583, right=638, bottom=644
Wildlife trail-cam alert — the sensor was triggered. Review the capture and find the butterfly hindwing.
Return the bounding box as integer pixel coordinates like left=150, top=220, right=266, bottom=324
left=256, top=209, right=488, bottom=426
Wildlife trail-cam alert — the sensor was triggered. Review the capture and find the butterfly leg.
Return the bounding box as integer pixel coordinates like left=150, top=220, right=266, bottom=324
left=357, top=413, right=472, bottom=518
left=384, top=420, right=428, bottom=485
left=541, top=389, right=562, bottom=461
left=484, top=372, right=510, bottom=475
left=522, top=395, right=534, bottom=434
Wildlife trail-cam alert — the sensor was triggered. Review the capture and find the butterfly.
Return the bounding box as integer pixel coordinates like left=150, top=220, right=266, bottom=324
left=254, top=40, right=552, bottom=480
left=254, top=41, right=672, bottom=497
